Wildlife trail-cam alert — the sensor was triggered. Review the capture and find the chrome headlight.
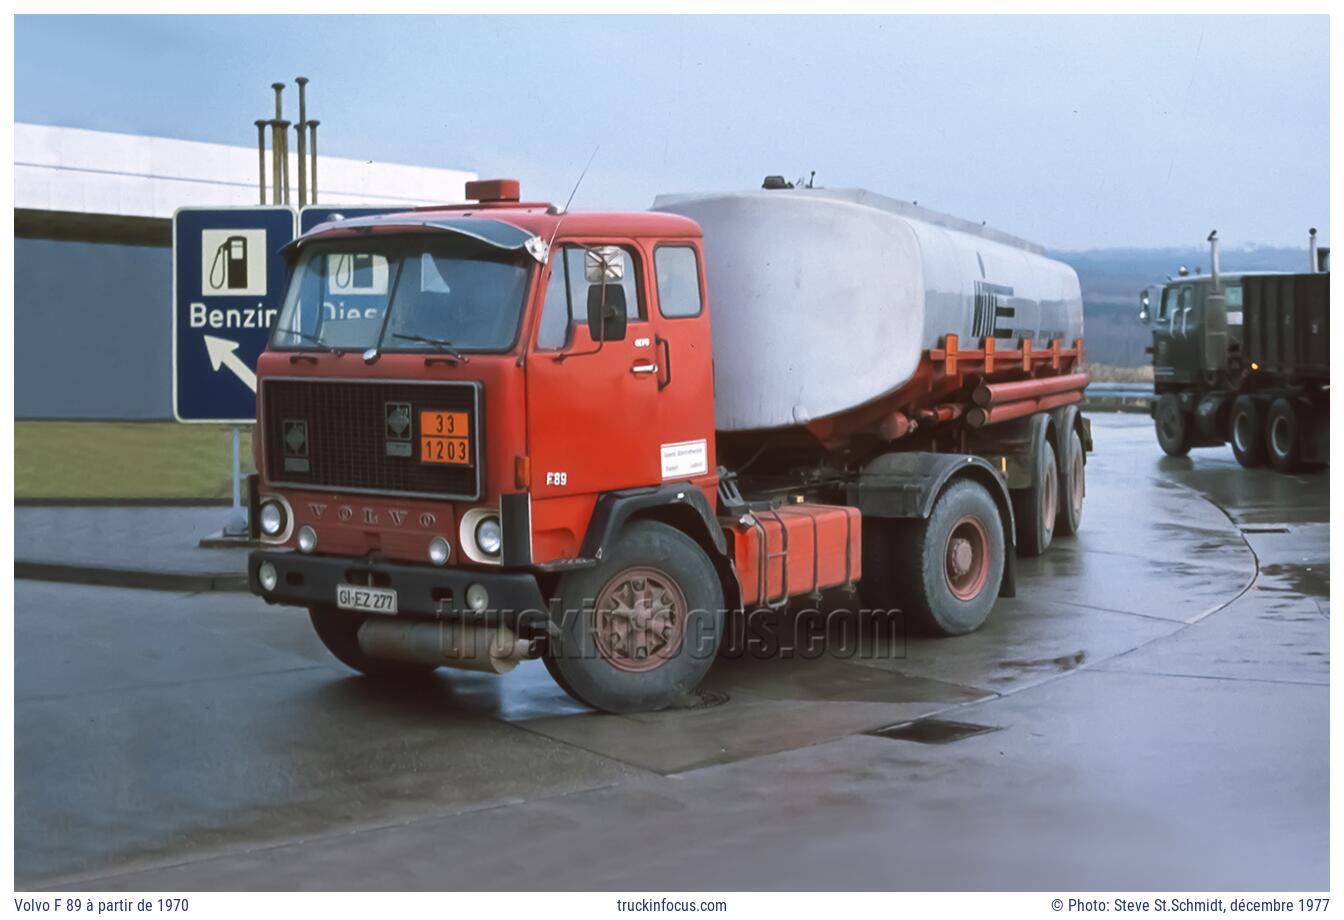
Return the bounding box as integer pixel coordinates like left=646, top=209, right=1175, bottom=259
left=428, top=535, right=452, bottom=566
left=474, top=516, right=502, bottom=557
left=297, top=525, right=317, bottom=554
left=259, top=500, right=286, bottom=537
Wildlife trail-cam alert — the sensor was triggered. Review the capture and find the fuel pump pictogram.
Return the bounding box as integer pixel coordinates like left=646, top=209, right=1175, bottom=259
left=208, top=235, right=250, bottom=291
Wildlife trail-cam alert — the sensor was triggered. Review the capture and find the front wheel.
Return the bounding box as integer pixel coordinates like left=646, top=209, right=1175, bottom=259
left=1155, top=394, right=1192, bottom=457
left=865, top=479, right=1005, bottom=637
left=546, top=520, right=724, bottom=713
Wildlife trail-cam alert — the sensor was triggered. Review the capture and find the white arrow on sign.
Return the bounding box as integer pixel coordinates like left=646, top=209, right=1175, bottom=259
left=203, top=335, right=257, bottom=393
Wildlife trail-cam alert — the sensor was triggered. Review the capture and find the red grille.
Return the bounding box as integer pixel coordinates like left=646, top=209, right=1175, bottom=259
left=262, top=378, right=482, bottom=499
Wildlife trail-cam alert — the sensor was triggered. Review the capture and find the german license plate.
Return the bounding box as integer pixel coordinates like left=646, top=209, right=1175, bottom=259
left=336, top=583, right=398, bottom=615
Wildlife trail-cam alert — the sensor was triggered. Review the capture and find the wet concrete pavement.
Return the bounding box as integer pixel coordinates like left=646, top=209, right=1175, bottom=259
left=14, top=414, right=1328, bottom=890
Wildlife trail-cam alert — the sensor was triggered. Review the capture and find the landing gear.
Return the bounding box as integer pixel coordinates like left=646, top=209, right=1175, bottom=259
left=545, top=520, right=724, bottom=713
left=1230, top=395, right=1266, bottom=468
left=1155, top=393, right=1192, bottom=457
left=862, top=479, right=1005, bottom=637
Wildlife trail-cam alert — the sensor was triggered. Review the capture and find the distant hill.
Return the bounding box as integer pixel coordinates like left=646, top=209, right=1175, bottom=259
left=1049, top=244, right=1319, bottom=367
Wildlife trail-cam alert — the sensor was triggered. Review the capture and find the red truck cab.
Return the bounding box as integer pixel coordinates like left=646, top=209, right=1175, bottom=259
left=250, top=181, right=747, bottom=711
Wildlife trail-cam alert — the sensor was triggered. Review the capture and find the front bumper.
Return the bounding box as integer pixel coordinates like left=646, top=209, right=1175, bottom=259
left=248, top=550, right=551, bottom=631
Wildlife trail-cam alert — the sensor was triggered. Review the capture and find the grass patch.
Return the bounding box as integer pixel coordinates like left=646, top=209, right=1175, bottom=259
left=15, top=422, right=254, bottom=500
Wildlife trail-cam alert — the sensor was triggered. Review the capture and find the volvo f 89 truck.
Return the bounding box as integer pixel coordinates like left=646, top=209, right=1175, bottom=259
left=248, top=179, right=1090, bottom=712
left=1141, top=229, right=1330, bottom=471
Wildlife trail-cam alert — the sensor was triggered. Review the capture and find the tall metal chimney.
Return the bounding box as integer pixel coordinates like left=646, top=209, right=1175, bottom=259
left=295, top=76, right=309, bottom=208
left=1309, top=227, right=1319, bottom=273
left=254, top=119, right=268, bottom=205
left=308, top=120, right=320, bottom=204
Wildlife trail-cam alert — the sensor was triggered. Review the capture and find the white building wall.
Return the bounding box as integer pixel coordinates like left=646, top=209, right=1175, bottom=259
left=15, top=123, right=476, bottom=216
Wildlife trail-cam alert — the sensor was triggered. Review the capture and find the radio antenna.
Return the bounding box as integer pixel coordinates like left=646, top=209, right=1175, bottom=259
left=546, top=145, right=600, bottom=256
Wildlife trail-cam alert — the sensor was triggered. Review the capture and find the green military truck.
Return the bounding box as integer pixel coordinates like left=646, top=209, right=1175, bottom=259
left=1140, top=229, right=1330, bottom=472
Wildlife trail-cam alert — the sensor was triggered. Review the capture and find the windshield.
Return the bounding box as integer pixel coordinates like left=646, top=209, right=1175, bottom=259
left=271, top=239, right=532, bottom=353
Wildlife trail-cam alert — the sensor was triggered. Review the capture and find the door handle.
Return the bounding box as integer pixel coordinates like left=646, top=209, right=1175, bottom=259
left=630, top=363, right=659, bottom=375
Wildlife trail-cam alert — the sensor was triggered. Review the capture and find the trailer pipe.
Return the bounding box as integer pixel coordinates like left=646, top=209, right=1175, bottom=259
left=965, top=390, right=1082, bottom=429
left=972, top=372, right=1090, bottom=408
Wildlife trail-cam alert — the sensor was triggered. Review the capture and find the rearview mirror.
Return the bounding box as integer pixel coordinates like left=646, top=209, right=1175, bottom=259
left=1138, top=290, right=1151, bottom=324
left=587, top=284, right=628, bottom=342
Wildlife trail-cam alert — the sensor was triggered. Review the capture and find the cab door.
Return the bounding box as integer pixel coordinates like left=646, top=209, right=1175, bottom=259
left=1153, top=282, right=1200, bottom=385
left=526, top=242, right=663, bottom=504
left=645, top=242, right=716, bottom=484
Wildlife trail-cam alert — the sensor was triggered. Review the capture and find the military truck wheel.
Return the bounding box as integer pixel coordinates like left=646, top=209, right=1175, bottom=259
left=1155, top=394, right=1192, bottom=457
left=1230, top=395, right=1266, bottom=467
left=876, top=479, right=1004, bottom=637
left=547, top=520, right=724, bottom=713
left=1056, top=427, right=1085, bottom=537
left=1266, top=398, right=1303, bottom=473
left=1012, top=431, right=1058, bottom=557
left=308, top=606, right=439, bottom=680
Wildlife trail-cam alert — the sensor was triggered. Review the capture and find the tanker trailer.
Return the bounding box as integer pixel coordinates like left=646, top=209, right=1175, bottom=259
left=654, top=185, right=1089, bottom=570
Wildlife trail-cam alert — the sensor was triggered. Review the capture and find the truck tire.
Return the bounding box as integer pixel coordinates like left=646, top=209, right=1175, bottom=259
left=1155, top=394, right=1192, bottom=457
left=868, top=479, right=1005, bottom=637
left=546, top=520, right=724, bottom=713
left=1266, top=398, right=1303, bottom=473
left=1056, top=426, right=1085, bottom=537
left=308, top=606, right=438, bottom=680
left=1012, top=431, right=1057, bottom=557
left=1230, top=395, right=1266, bottom=467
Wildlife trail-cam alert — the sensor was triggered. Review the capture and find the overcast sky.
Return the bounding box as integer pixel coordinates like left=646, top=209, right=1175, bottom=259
left=15, top=14, right=1330, bottom=250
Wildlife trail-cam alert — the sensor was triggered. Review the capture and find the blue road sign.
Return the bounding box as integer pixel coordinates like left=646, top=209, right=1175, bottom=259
left=173, top=207, right=296, bottom=423
left=300, top=205, right=406, bottom=235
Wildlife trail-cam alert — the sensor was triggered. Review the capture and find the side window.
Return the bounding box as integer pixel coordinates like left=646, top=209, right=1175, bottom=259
left=654, top=246, right=703, bottom=318
left=534, top=245, right=644, bottom=351
left=1158, top=287, right=1174, bottom=322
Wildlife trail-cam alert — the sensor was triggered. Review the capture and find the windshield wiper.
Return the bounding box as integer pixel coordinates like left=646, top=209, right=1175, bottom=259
left=280, top=330, right=345, bottom=355
left=391, top=333, right=470, bottom=363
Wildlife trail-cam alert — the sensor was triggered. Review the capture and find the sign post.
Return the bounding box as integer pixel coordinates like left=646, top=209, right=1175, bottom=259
left=173, top=207, right=297, bottom=535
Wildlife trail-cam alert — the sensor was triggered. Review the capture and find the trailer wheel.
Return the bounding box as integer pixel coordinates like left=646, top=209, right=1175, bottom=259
left=308, top=606, right=438, bottom=680
left=1012, top=432, right=1058, bottom=557
left=1230, top=395, right=1266, bottom=467
left=1056, top=427, right=1085, bottom=536
left=1155, top=394, right=1192, bottom=457
left=545, top=520, right=723, bottom=713
left=871, top=480, right=1004, bottom=637
left=1266, top=398, right=1303, bottom=473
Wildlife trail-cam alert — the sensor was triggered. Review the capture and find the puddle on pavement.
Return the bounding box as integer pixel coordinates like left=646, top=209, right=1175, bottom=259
left=1256, top=563, right=1330, bottom=600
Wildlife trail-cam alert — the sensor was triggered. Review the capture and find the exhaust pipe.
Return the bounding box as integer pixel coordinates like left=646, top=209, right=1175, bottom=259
left=1203, top=229, right=1228, bottom=376
left=295, top=76, right=309, bottom=208
left=254, top=119, right=268, bottom=205
left=1309, top=227, right=1319, bottom=273
left=1207, top=229, right=1220, bottom=291
left=356, top=618, right=532, bottom=674
left=307, top=120, right=320, bottom=204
